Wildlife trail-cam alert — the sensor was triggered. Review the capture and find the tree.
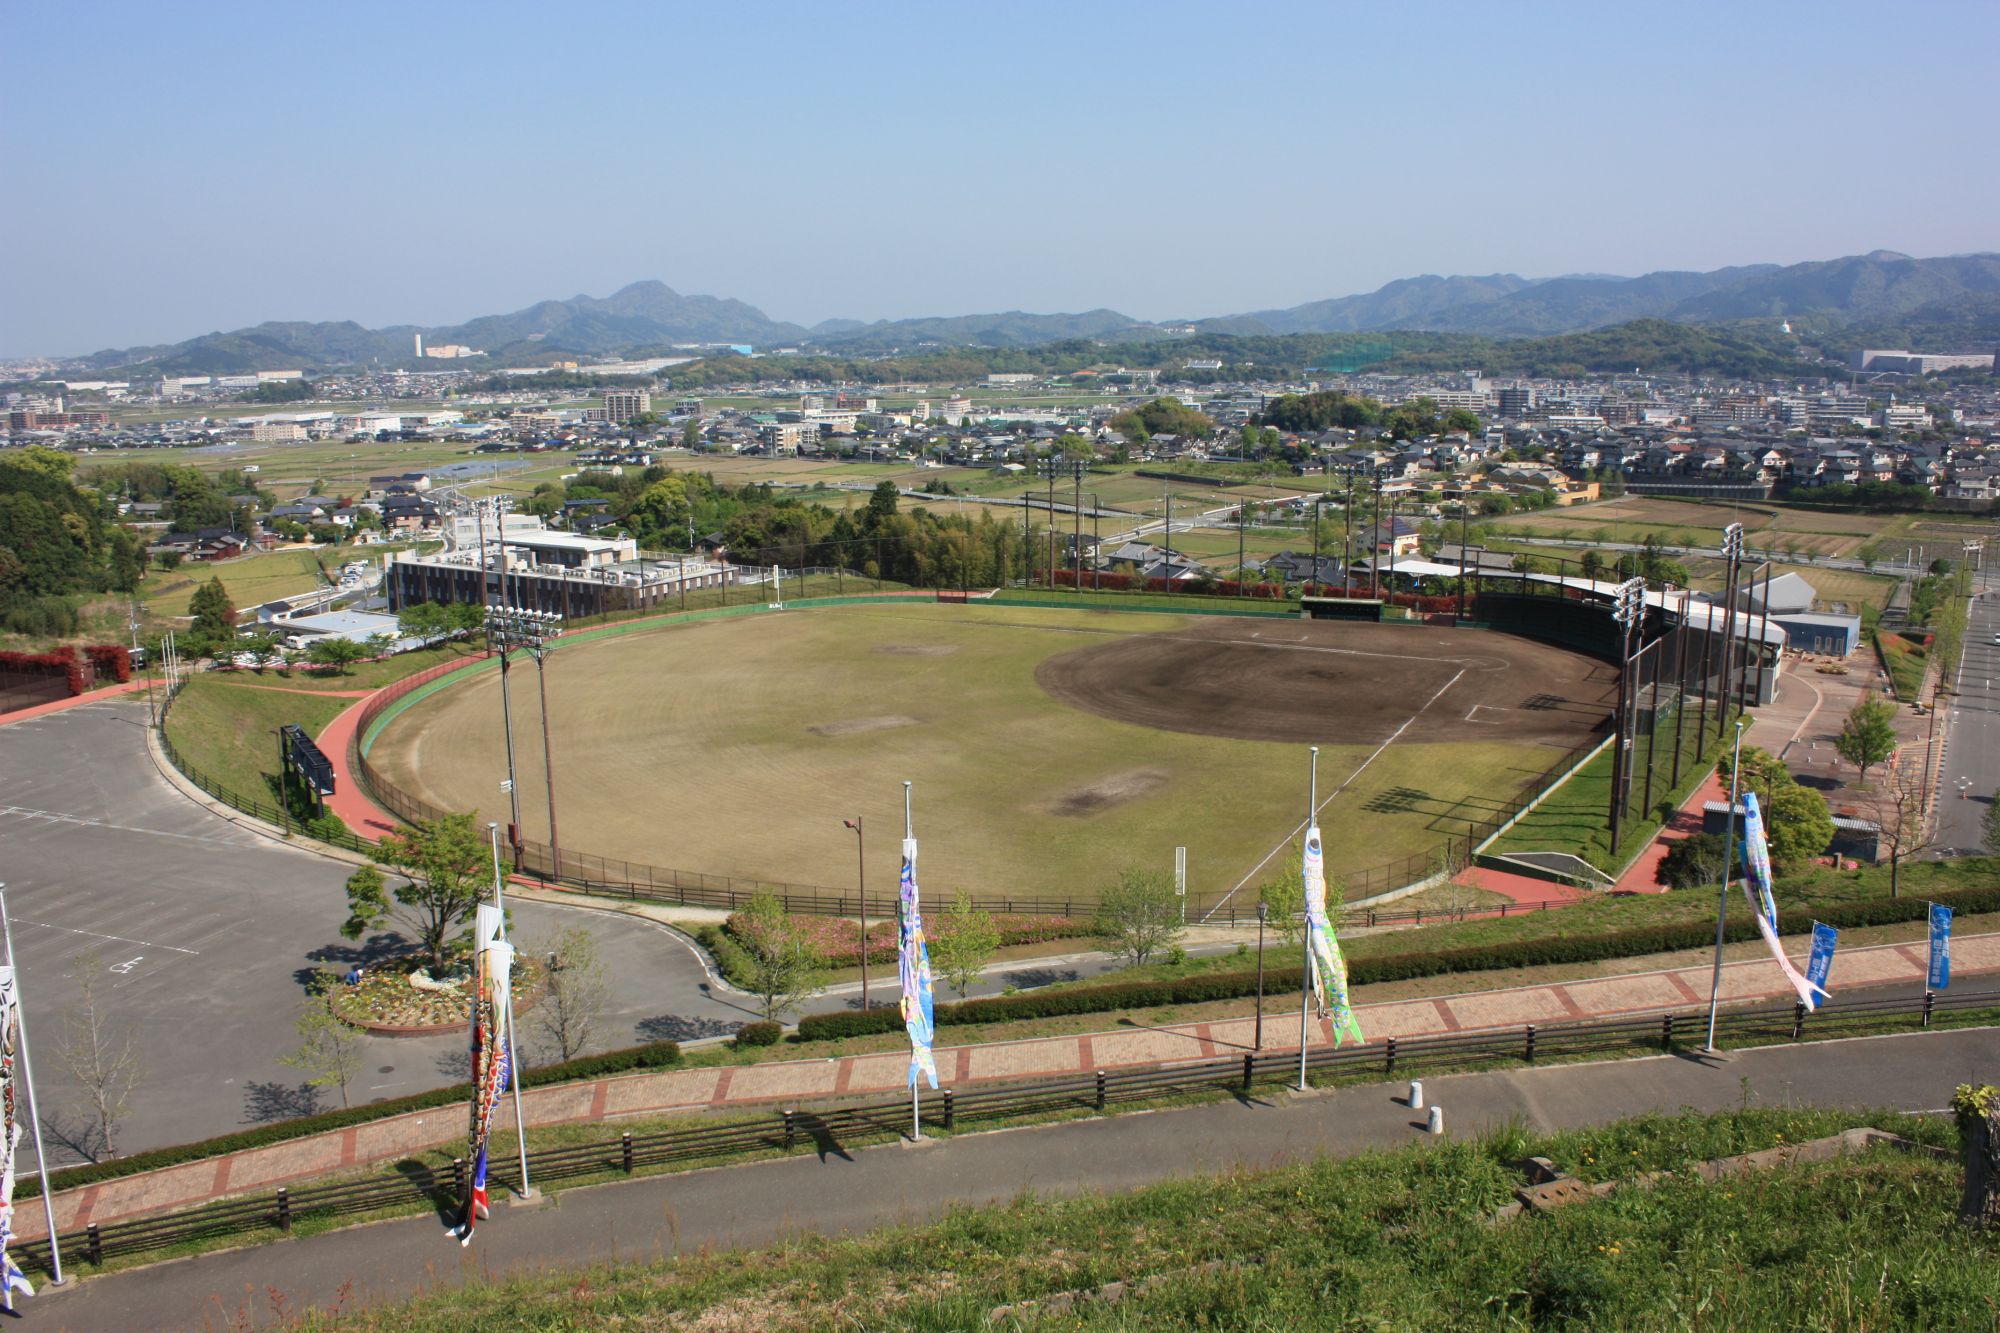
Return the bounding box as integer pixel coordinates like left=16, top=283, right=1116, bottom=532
left=279, top=980, right=365, bottom=1109
left=1656, top=832, right=1730, bottom=889
left=1095, top=867, right=1183, bottom=966
left=1256, top=854, right=1305, bottom=949
left=930, top=890, right=1000, bottom=1000
left=1580, top=549, right=1603, bottom=582
left=398, top=602, right=449, bottom=639
left=1874, top=776, right=1932, bottom=899
left=864, top=480, right=900, bottom=527
left=188, top=575, right=236, bottom=648
left=532, top=925, right=609, bottom=1062
left=734, top=893, right=829, bottom=1020
left=343, top=815, right=489, bottom=972
left=306, top=636, right=370, bottom=674
left=58, top=950, right=144, bottom=1160
left=681, top=419, right=702, bottom=450
left=1762, top=783, right=1837, bottom=871
left=1833, top=692, right=1898, bottom=786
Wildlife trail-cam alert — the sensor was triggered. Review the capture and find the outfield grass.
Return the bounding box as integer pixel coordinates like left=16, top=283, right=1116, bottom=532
left=291, top=1105, right=1989, bottom=1331
left=369, top=602, right=1574, bottom=904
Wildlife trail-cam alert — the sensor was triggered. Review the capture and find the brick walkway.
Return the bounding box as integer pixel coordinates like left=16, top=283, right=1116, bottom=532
left=22, top=929, right=1994, bottom=1241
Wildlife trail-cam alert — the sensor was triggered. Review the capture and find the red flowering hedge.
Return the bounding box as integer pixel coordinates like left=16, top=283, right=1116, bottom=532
left=0, top=647, right=87, bottom=695
left=83, top=644, right=132, bottom=683
left=725, top=910, right=1093, bottom=967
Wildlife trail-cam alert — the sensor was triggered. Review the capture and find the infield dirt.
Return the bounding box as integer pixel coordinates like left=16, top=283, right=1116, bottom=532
left=369, top=603, right=1615, bottom=908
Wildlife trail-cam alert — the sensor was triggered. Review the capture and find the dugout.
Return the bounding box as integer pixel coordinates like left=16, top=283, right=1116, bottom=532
left=1300, top=596, right=1384, bottom=622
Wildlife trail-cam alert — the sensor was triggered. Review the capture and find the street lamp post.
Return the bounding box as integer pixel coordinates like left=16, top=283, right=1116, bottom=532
left=1254, top=901, right=1268, bottom=1050
left=844, top=817, right=869, bottom=1010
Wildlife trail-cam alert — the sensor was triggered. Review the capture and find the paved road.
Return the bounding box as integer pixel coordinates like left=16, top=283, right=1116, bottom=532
left=42, top=1023, right=2000, bottom=1330
left=0, top=700, right=751, bottom=1164
left=1935, top=572, right=2000, bottom=854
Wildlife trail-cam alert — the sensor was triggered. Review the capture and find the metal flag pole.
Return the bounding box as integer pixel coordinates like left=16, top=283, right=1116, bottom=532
left=1297, top=747, right=1318, bottom=1092
left=903, top=781, right=919, bottom=1142
left=488, top=824, right=533, bottom=1198
left=0, top=888, right=63, bottom=1287
left=1704, top=720, right=1747, bottom=1052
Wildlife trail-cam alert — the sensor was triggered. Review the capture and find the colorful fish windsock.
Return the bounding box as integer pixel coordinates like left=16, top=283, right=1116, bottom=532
left=1302, top=826, right=1363, bottom=1046
left=452, top=907, right=515, bottom=1245
left=1740, top=792, right=1779, bottom=927
left=0, top=969, right=30, bottom=1306
left=1737, top=794, right=1827, bottom=1010
left=898, top=838, right=938, bottom=1090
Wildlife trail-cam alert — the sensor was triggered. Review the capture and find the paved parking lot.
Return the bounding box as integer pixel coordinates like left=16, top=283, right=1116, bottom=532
left=0, top=698, right=751, bottom=1165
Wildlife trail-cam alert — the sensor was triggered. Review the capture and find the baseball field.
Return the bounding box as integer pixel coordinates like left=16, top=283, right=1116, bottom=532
left=366, top=602, right=1616, bottom=907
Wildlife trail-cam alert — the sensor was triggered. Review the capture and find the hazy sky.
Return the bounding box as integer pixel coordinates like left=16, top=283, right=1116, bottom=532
left=5, top=0, right=1996, bottom=356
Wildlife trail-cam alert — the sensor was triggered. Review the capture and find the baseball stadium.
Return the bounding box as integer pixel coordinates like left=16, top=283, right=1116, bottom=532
left=358, top=594, right=1664, bottom=911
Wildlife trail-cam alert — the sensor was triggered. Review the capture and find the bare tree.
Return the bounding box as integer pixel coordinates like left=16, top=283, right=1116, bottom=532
left=1874, top=771, right=1933, bottom=900
left=533, top=925, right=609, bottom=1063
left=279, top=974, right=366, bottom=1109
left=58, top=951, right=144, bottom=1160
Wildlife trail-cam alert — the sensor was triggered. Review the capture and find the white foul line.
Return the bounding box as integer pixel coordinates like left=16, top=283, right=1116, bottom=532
left=1198, top=666, right=1471, bottom=923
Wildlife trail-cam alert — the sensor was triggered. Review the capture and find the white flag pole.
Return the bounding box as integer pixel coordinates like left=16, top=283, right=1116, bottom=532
left=904, top=781, right=919, bottom=1142
left=1296, top=747, right=1318, bottom=1092
left=488, top=825, right=533, bottom=1199
left=0, top=889, right=63, bottom=1287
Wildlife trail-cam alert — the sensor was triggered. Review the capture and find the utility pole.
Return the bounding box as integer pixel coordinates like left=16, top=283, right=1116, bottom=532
left=844, top=817, right=868, bottom=1010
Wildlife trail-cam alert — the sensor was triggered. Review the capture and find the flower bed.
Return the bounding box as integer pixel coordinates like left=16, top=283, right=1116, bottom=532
left=725, top=910, right=1093, bottom=967
left=326, top=956, right=543, bottom=1032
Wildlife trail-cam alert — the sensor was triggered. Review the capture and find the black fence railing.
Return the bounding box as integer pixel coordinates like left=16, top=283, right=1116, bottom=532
left=14, top=986, right=1983, bottom=1275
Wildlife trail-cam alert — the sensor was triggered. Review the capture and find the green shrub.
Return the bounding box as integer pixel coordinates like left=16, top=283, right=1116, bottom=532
left=734, top=1021, right=781, bottom=1048
left=698, top=924, right=759, bottom=991
left=792, top=882, right=2000, bottom=1042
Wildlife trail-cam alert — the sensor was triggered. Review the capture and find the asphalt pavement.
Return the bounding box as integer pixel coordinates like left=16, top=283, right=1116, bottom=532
left=0, top=699, right=751, bottom=1164
left=40, top=1023, right=2000, bottom=1330
left=1935, top=571, right=2000, bottom=853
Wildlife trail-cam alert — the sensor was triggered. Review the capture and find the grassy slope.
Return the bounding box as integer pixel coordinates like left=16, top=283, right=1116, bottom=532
left=1490, top=708, right=1727, bottom=873
left=295, top=1107, right=1992, bottom=1331
left=162, top=676, right=351, bottom=800
left=369, top=602, right=1569, bottom=903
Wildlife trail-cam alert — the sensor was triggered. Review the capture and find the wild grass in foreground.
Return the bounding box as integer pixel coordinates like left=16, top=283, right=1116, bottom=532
left=290, top=1106, right=1994, bottom=1331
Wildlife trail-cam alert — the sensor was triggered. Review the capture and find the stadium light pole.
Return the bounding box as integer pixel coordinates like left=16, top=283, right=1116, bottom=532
left=1716, top=523, right=1745, bottom=745
left=844, top=817, right=868, bottom=1010
left=487, top=606, right=560, bottom=879
left=1607, top=577, right=1646, bottom=852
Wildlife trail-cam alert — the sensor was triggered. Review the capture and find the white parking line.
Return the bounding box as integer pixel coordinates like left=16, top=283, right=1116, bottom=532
left=12, top=918, right=199, bottom=955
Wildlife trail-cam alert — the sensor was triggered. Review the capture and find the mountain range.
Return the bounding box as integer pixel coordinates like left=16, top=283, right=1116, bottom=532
left=65, top=250, right=2000, bottom=375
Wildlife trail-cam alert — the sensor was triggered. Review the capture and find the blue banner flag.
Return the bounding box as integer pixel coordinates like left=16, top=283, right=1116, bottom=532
left=1805, top=923, right=1838, bottom=995
left=1928, top=903, right=1953, bottom=990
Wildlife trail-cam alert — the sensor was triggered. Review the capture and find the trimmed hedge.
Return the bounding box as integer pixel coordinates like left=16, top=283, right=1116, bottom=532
left=734, top=1021, right=781, bottom=1048
left=697, top=924, right=758, bottom=991
left=23, top=1040, right=682, bottom=1201
left=793, top=883, right=2000, bottom=1042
